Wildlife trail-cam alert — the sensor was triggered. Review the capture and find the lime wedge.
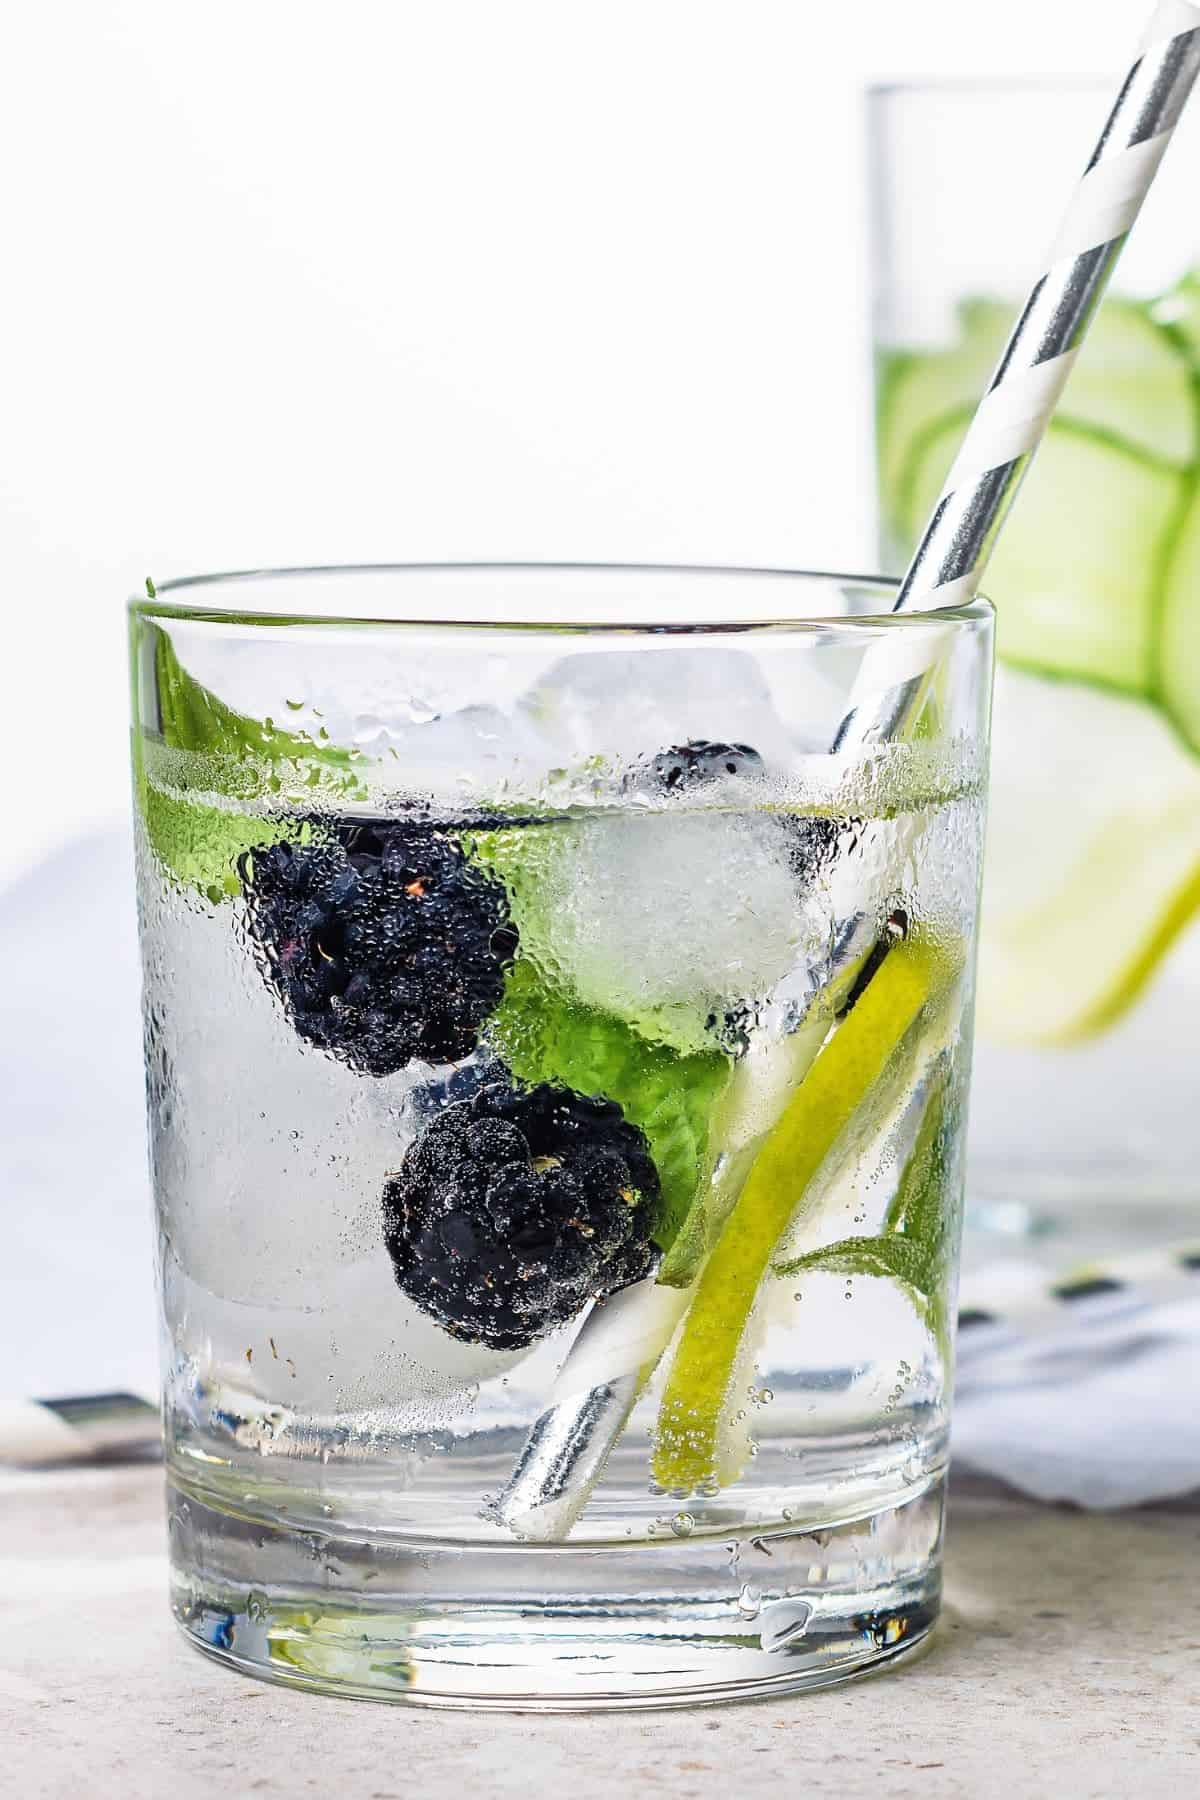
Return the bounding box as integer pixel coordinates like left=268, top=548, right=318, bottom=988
left=898, top=416, right=1182, bottom=694
left=650, top=935, right=944, bottom=1494
left=1158, top=479, right=1200, bottom=756
left=978, top=668, right=1200, bottom=1044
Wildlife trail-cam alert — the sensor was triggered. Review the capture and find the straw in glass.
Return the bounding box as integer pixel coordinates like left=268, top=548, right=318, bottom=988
left=492, top=0, right=1200, bottom=1542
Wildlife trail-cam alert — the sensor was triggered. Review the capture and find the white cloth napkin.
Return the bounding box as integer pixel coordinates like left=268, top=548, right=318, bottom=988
left=0, top=824, right=158, bottom=1398
left=954, top=1257, right=1200, bottom=1507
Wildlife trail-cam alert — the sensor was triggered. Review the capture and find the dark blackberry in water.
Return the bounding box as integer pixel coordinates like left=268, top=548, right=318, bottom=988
left=636, top=737, right=842, bottom=878
left=239, top=819, right=517, bottom=1076
left=637, top=739, right=764, bottom=792
left=382, top=1078, right=660, bottom=1349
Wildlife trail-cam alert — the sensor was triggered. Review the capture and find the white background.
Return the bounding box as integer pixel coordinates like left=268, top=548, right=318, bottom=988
left=0, top=0, right=1152, bottom=885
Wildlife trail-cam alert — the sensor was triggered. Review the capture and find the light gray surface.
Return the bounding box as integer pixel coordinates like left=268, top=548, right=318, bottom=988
left=1, top=1466, right=1196, bottom=1799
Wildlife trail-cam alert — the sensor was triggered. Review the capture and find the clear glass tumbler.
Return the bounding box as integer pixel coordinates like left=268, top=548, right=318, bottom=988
left=870, top=82, right=1200, bottom=1249
left=130, top=565, right=991, bottom=1707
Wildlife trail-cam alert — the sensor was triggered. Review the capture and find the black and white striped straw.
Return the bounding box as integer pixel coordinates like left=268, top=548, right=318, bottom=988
left=494, top=0, right=1200, bottom=1540
left=837, top=0, right=1200, bottom=750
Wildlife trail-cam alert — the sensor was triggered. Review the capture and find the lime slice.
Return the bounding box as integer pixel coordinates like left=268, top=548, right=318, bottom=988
left=1158, top=478, right=1200, bottom=755
left=650, top=935, right=944, bottom=1494
left=978, top=667, right=1200, bottom=1044
left=898, top=416, right=1183, bottom=694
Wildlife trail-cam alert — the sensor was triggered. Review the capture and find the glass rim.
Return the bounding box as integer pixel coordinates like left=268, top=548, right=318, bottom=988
left=129, top=562, right=993, bottom=635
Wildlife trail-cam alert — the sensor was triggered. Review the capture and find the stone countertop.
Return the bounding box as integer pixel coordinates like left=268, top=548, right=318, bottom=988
left=1, top=1465, right=1196, bottom=1800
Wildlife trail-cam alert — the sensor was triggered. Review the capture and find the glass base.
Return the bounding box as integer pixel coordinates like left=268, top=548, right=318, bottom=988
left=167, top=1473, right=944, bottom=1710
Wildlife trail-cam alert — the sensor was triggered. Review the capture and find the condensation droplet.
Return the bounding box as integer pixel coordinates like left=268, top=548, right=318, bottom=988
left=737, top=1583, right=763, bottom=1619
left=761, top=1598, right=814, bottom=1651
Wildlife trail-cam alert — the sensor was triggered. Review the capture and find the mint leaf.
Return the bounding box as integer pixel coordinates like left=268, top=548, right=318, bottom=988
left=468, top=818, right=743, bottom=1057
left=486, top=956, right=730, bottom=1252
left=148, top=627, right=363, bottom=782
left=133, top=623, right=365, bottom=899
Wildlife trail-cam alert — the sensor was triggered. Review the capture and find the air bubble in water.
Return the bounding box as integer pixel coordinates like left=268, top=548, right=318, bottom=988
left=671, top=1512, right=696, bottom=1538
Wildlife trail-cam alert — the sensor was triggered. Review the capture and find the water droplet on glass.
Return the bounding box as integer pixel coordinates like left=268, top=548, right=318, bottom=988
left=737, top=1583, right=763, bottom=1619
left=671, top=1511, right=696, bottom=1538
left=246, top=1589, right=269, bottom=1623
left=761, top=1598, right=813, bottom=1652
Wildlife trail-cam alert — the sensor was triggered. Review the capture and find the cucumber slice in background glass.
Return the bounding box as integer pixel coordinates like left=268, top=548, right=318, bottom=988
left=899, top=416, right=1183, bottom=694
left=978, top=668, right=1200, bottom=1044
left=877, top=295, right=1196, bottom=564
left=1158, top=475, right=1200, bottom=755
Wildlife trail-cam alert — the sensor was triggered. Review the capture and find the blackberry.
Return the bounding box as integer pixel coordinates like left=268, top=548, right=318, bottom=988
left=240, top=820, right=516, bottom=1076
left=641, top=737, right=845, bottom=882
left=382, top=1078, right=660, bottom=1349
left=636, top=739, right=764, bottom=793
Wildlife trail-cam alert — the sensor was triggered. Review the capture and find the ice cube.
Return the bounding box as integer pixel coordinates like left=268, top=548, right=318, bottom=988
left=518, top=645, right=796, bottom=774
left=520, top=810, right=805, bottom=1054
left=371, top=704, right=552, bottom=806
left=140, top=881, right=419, bottom=1310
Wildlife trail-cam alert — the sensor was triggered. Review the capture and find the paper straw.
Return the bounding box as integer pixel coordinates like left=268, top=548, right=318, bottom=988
left=493, top=0, right=1200, bottom=1541
left=836, top=0, right=1200, bottom=750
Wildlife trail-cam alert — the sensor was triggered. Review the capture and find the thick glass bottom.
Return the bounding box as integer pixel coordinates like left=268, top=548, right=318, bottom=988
left=167, top=1472, right=944, bottom=1710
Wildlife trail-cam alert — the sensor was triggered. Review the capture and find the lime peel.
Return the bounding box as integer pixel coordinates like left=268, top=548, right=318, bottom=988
left=650, top=932, right=948, bottom=1494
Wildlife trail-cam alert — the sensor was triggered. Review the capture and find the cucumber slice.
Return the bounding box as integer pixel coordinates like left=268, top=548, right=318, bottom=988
left=978, top=667, right=1200, bottom=1044
left=900, top=417, right=1183, bottom=694
left=876, top=299, right=1013, bottom=556
left=878, top=295, right=1196, bottom=565
left=1158, top=478, right=1200, bottom=754
left=1152, top=269, right=1200, bottom=365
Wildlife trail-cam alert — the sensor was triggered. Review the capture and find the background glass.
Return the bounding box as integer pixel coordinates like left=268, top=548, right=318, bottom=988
left=870, top=82, right=1200, bottom=1248
left=131, top=565, right=990, bottom=1706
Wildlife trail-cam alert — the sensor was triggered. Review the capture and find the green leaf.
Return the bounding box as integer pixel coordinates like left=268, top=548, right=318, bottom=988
left=485, top=956, right=730, bottom=1252
left=148, top=627, right=363, bottom=780
left=132, top=622, right=365, bottom=899
left=468, top=817, right=740, bottom=1057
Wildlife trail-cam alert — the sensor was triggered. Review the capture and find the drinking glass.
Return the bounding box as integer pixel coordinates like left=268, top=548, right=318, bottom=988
left=870, top=82, right=1200, bottom=1248
left=131, top=565, right=991, bottom=1707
